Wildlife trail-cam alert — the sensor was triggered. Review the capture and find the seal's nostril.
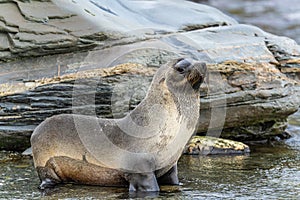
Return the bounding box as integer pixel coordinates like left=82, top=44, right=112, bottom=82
left=174, top=59, right=191, bottom=73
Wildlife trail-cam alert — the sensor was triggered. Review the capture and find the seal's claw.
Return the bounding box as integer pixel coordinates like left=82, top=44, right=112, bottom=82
left=39, top=178, right=57, bottom=190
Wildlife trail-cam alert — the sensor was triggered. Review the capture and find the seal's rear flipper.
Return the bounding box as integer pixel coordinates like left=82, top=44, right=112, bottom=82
left=125, top=172, right=160, bottom=192
left=36, top=158, right=62, bottom=190
left=36, top=166, right=61, bottom=189
left=157, top=164, right=179, bottom=185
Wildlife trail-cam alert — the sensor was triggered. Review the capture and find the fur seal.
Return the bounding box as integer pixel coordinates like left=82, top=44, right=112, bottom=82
left=31, top=58, right=207, bottom=192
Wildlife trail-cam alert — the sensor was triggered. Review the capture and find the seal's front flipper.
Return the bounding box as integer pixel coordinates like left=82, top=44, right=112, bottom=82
left=126, top=172, right=160, bottom=192
left=157, top=164, right=179, bottom=185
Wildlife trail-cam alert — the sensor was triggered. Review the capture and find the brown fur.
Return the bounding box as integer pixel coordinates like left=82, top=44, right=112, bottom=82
left=31, top=58, right=206, bottom=191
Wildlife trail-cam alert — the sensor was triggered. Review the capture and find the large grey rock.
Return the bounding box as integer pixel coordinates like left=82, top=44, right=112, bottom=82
left=0, top=0, right=237, bottom=62
left=0, top=0, right=299, bottom=151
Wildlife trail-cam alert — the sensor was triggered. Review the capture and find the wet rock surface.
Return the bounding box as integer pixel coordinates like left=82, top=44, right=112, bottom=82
left=0, top=0, right=300, bottom=151
left=184, top=136, right=250, bottom=155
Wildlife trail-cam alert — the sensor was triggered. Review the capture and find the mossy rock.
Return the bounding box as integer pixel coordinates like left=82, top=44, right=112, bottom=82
left=184, top=136, right=250, bottom=155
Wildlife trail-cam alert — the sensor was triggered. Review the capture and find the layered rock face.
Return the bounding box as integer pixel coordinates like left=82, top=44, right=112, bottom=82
left=0, top=0, right=299, bottom=151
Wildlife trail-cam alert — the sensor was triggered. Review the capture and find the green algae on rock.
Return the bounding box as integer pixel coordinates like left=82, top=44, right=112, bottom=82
left=184, top=136, right=250, bottom=155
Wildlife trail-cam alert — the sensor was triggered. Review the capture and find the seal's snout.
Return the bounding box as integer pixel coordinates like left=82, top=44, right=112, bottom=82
left=188, top=62, right=207, bottom=90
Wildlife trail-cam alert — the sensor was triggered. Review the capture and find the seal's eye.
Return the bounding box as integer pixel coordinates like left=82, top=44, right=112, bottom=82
left=174, top=59, right=191, bottom=74
left=176, top=67, right=184, bottom=73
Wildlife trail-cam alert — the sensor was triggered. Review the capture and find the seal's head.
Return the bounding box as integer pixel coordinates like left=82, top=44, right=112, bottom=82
left=163, top=58, right=207, bottom=95
left=173, top=58, right=206, bottom=90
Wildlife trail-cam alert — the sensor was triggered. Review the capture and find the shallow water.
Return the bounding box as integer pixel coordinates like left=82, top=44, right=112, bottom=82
left=0, top=111, right=299, bottom=199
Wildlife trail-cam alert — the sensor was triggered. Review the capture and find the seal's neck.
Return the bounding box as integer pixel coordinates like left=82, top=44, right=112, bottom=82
left=125, top=76, right=200, bottom=130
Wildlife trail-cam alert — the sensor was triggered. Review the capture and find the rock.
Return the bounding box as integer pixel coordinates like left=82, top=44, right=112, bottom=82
left=0, top=0, right=299, bottom=151
left=266, top=37, right=300, bottom=82
left=0, top=150, right=30, bottom=163
left=0, top=33, right=10, bottom=50
left=0, top=0, right=92, bottom=62
left=16, top=0, right=74, bottom=22
left=0, top=63, right=155, bottom=151
left=184, top=136, right=250, bottom=155
left=0, top=0, right=236, bottom=62
left=22, top=147, right=32, bottom=156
